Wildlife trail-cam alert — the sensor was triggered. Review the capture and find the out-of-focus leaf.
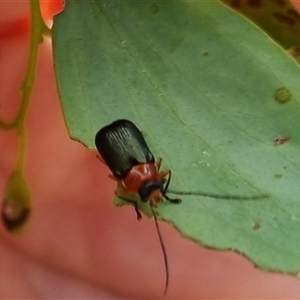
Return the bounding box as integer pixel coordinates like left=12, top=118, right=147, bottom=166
left=222, top=0, right=300, bottom=49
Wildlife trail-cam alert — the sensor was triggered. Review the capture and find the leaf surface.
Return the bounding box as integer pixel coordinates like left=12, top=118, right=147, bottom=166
left=53, top=0, right=300, bottom=274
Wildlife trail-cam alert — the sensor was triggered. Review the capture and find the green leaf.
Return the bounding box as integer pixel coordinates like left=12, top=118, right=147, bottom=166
left=52, top=0, right=300, bottom=275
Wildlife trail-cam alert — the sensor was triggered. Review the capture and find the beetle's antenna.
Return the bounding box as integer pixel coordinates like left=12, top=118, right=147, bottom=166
left=167, top=190, right=268, bottom=200
left=150, top=204, right=169, bottom=296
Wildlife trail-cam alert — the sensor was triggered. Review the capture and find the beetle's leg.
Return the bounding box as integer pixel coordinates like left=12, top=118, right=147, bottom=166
left=97, top=155, right=119, bottom=181
left=115, top=190, right=142, bottom=220
left=163, top=193, right=182, bottom=204
left=96, top=154, right=105, bottom=163
left=133, top=202, right=142, bottom=220
left=160, top=170, right=182, bottom=204
left=155, top=158, right=162, bottom=170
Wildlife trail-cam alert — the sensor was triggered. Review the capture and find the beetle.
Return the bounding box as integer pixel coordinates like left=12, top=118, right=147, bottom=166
left=95, top=119, right=182, bottom=296
left=95, top=119, right=182, bottom=214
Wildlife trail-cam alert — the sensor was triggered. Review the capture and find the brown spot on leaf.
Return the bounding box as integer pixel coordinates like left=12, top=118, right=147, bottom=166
left=230, top=0, right=241, bottom=8
left=247, top=0, right=261, bottom=8
left=203, top=51, right=209, bottom=56
left=290, top=46, right=300, bottom=56
left=270, top=0, right=286, bottom=8
left=274, top=136, right=289, bottom=145
left=287, top=9, right=300, bottom=22
left=149, top=3, right=159, bottom=14
left=273, top=12, right=295, bottom=27
left=253, top=221, right=261, bottom=230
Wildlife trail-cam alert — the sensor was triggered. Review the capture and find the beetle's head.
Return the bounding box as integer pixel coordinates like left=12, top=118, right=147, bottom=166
left=138, top=180, right=165, bottom=204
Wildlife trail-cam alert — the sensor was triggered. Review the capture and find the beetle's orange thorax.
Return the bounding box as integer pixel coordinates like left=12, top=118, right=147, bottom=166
left=122, top=163, right=160, bottom=192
